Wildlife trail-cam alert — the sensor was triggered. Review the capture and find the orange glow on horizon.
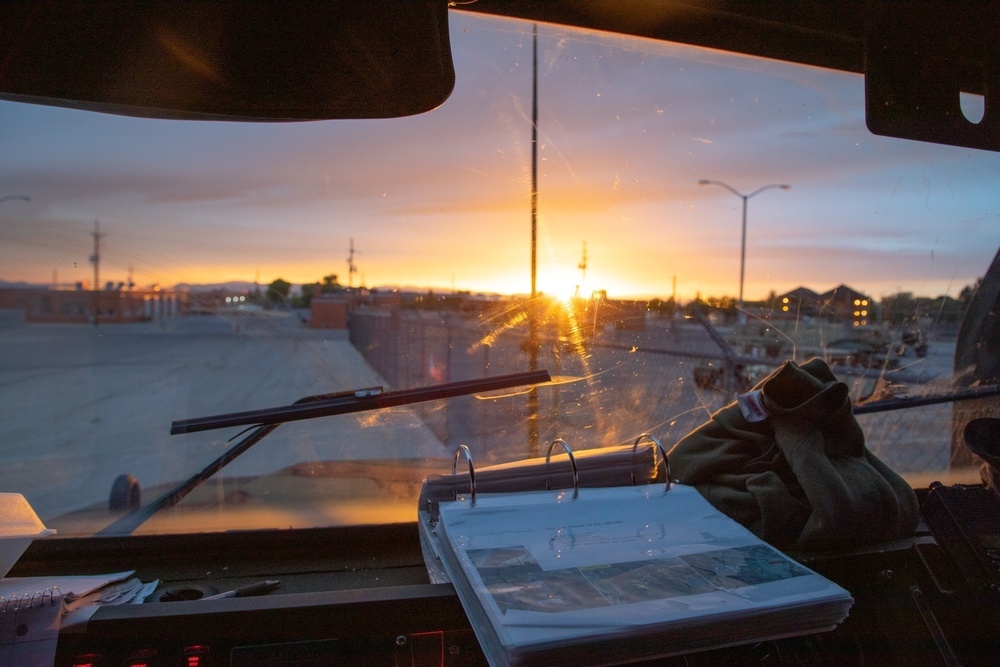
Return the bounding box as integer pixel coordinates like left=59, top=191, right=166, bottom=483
left=36, top=253, right=857, bottom=304
left=3, top=203, right=980, bottom=304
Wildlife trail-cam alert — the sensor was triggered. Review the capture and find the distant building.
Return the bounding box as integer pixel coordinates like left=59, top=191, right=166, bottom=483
left=12, top=286, right=176, bottom=324
left=774, top=287, right=821, bottom=318
left=309, top=296, right=350, bottom=329
left=0, top=287, right=33, bottom=309
left=819, top=285, right=874, bottom=326
left=772, top=284, right=874, bottom=326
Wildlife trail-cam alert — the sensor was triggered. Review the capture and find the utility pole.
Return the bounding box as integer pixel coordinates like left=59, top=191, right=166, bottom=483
left=576, top=240, right=588, bottom=297
left=90, top=220, right=103, bottom=327
left=0, top=195, right=31, bottom=289
left=347, top=238, right=358, bottom=289
left=527, top=23, right=540, bottom=457
left=671, top=274, right=678, bottom=332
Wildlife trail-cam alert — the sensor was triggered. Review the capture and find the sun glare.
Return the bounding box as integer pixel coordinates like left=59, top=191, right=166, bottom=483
left=539, top=267, right=584, bottom=303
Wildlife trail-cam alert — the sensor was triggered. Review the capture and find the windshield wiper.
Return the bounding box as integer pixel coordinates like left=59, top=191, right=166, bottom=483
left=98, top=369, right=552, bottom=536
left=170, top=369, right=553, bottom=434
left=852, top=383, right=1000, bottom=414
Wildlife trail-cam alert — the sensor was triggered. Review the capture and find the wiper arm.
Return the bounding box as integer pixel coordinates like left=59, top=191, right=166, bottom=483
left=171, top=385, right=385, bottom=434
left=98, top=369, right=551, bottom=536
left=172, top=370, right=555, bottom=434
left=853, top=382, right=1000, bottom=414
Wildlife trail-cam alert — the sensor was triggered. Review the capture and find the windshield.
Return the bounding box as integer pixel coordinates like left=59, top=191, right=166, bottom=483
left=2, top=12, right=998, bottom=538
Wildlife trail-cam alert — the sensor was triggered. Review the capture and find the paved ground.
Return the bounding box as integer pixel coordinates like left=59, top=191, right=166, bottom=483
left=0, top=309, right=450, bottom=523
left=0, top=306, right=972, bottom=531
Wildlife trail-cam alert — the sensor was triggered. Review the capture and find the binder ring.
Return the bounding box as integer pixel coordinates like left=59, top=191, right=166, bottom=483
left=545, top=438, right=579, bottom=498
left=632, top=433, right=670, bottom=491
left=452, top=444, right=476, bottom=505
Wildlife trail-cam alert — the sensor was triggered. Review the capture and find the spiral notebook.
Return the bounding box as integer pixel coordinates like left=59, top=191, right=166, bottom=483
left=0, top=587, right=62, bottom=667
left=0, top=570, right=143, bottom=666
left=427, top=444, right=854, bottom=667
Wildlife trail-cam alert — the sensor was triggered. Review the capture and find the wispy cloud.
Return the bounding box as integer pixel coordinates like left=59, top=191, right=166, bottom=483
left=1, top=13, right=998, bottom=298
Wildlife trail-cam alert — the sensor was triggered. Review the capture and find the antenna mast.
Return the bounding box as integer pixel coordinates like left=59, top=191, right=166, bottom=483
left=347, top=238, right=359, bottom=288
left=89, top=219, right=103, bottom=326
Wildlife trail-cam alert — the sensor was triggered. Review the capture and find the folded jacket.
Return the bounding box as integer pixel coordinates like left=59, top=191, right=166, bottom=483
left=668, top=358, right=919, bottom=550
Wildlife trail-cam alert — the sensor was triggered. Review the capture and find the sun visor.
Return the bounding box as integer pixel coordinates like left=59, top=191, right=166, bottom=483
left=865, top=2, right=999, bottom=152
left=0, top=1, right=455, bottom=121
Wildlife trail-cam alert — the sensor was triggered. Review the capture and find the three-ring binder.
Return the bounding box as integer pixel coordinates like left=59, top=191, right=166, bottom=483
left=419, top=436, right=674, bottom=586
left=545, top=438, right=579, bottom=497
left=433, top=480, right=854, bottom=667
left=447, top=434, right=668, bottom=503
left=452, top=444, right=476, bottom=504
left=632, top=433, right=670, bottom=491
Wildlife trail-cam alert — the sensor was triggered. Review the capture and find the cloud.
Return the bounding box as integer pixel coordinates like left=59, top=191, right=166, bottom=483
left=1, top=12, right=999, bottom=298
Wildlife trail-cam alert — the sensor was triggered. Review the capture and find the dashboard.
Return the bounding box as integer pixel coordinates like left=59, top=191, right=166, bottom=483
left=8, top=484, right=997, bottom=666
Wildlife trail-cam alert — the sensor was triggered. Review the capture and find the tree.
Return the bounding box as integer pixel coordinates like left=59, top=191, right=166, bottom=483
left=684, top=293, right=707, bottom=316
left=321, top=274, right=340, bottom=291
left=298, top=273, right=344, bottom=307
left=647, top=297, right=676, bottom=318
left=881, top=291, right=917, bottom=326
left=959, top=278, right=981, bottom=311
left=266, top=278, right=291, bottom=306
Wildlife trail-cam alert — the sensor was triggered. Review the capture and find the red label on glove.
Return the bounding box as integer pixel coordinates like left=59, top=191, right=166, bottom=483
left=736, top=389, right=769, bottom=422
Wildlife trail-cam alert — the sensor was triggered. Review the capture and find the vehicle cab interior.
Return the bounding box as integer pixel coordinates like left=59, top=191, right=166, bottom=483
left=1, top=2, right=999, bottom=665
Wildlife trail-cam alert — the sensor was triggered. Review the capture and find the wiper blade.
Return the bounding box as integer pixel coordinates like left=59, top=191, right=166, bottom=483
left=171, top=370, right=551, bottom=434
left=853, top=383, right=1000, bottom=414
left=170, top=385, right=384, bottom=435
left=98, top=370, right=551, bottom=536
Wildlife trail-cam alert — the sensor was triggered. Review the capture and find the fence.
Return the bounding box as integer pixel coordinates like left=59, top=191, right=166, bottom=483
left=348, top=305, right=973, bottom=478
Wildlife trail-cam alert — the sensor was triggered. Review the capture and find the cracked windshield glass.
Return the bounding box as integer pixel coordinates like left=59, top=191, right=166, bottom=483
left=2, top=13, right=999, bottom=537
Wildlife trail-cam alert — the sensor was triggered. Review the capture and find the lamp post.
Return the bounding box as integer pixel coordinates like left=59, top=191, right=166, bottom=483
left=698, top=180, right=790, bottom=323
left=0, top=194, right=31, bottom=293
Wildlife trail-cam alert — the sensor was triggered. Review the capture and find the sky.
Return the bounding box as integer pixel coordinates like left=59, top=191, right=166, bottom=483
left=1, top=12, right=999, bottom=303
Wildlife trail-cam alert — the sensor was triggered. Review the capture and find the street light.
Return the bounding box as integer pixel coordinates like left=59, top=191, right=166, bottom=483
left=0, top=194, right=31, bottom=290
left=698, top=179, right=790, bottom=323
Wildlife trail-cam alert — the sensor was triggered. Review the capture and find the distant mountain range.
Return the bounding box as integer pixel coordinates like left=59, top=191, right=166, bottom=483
left=174, top=282, right=501, bottom=297
left=0, top=279, right=265, bottom=293
left=174, top=281, right=261, bottom=293
left=0, top=280, right=39, bottom=289
left=1, top=279, right=502, bottom=298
